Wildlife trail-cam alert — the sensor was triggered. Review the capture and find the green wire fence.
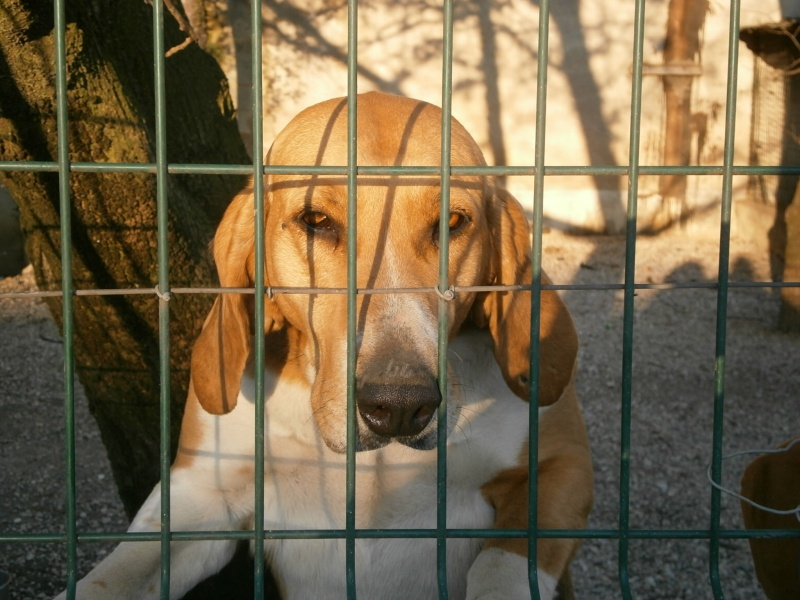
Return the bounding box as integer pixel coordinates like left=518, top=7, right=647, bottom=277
left=1, top=0, right=799, bottom=599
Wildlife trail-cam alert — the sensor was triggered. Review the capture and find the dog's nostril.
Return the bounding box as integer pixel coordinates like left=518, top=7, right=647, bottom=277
left=365, top=404, right=391, bottom=422
left=412, top=404, right=435, bottom=427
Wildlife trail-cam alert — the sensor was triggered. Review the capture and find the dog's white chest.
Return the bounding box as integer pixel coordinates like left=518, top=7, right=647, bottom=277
left=242, top=337, right=532, bottom=599
left=261, top=441, right=493, bottom=599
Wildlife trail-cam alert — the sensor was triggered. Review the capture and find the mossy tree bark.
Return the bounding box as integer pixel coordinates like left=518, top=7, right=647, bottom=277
left=0, top=0, right=250, bottom=517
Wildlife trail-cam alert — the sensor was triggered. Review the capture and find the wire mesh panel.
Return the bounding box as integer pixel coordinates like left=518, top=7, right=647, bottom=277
left=1, top=0, right=799, bottom=599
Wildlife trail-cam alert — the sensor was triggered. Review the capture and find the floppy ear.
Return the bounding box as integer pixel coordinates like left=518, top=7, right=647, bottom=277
left=190, top=182, right=284, bottom=415
left=472, top=186, right=578, bottom=406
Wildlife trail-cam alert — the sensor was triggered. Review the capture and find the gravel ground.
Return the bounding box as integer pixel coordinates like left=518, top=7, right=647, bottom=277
left=1, top=208, right=797, bottom=599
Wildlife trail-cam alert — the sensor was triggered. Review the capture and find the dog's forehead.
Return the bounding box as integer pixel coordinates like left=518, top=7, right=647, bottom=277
left=268, top=92, right=485, bottom=168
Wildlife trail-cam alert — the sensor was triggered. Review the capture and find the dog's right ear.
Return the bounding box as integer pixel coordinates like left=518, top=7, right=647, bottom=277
left=190, top=182, right=284, bottom=415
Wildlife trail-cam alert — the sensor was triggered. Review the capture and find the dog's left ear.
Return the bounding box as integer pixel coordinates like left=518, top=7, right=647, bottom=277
left=471, top=186, right=578, bottom=406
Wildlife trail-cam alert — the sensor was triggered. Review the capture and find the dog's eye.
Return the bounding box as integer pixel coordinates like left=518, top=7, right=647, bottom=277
left=301, top=211, right=333, bottom=231
left=433, top=212, right=468, bottom=245
left=447, top=212, right=465, bottom=231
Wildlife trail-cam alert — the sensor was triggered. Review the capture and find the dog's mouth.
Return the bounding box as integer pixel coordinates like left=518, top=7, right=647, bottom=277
left=319, top=401, right=462, bottom=454
left=355, top=423, right=441, bottom=452
left=318, top=404, right=464, bottom=454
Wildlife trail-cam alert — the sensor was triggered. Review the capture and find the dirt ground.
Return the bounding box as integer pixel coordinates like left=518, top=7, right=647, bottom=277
left=1, top=203, right=797, bottom=599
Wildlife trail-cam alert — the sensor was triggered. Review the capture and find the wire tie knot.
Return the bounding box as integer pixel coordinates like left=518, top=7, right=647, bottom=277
left=154, top=285, right=172, bottom=302
left=266, top=286, right=275, bottom=301
left=435, top=285, right=455, bottom=301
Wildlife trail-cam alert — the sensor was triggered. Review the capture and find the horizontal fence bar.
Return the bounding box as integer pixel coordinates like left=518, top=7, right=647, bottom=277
left=3, top=160, right=800, bottom=178
left=4, top=528, right=797, bottom=544
left=3, top=280, right=798, bottom=301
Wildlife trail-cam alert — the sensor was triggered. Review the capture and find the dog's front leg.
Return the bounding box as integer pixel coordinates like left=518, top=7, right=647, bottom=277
left=466, top=393, right=593, bottom=600
left=466, top=463, right=560, bottom=600
left=54, top=466, right=246, bottom=600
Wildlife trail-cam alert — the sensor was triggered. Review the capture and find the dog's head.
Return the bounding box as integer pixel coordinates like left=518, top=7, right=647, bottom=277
left=189, top=91, right=577, bottom=453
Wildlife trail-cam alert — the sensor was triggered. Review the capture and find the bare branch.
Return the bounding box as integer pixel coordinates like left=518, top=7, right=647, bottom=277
left=144, top=0, right=206, bottom=56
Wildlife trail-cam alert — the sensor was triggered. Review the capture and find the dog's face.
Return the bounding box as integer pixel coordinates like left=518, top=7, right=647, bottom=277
left=263, top=95, right=491, bottom=452
left=190, top=92, right=578, bottom=453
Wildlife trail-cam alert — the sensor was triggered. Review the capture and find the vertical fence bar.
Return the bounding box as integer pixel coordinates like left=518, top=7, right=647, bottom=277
left=250, top=0, right=266, bottom=595
left=53, top=0, right=77, bottom=597
left=150, top=2, right=173, bottom=597
left=436, top=1, right=455, bottom=598
left=527, top=1, right=551, bottom=597
left=618, top=1, right=647, bottom=598
left=345, top=1, right=359, bottom=597
left=709, top=0, right=741, bottom=597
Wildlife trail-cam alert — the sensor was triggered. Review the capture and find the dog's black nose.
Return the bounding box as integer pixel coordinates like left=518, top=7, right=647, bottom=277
left=357, top=383, right=441, bottom=438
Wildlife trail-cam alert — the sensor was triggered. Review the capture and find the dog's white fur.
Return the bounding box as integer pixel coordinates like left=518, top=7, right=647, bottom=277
left=57, top=92, right=592, bottom=599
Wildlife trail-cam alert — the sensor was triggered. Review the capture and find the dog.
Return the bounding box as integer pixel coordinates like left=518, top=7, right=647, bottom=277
left=740, top=437, right=800, bottom=600
left=57, top=92, right=593, bottom=599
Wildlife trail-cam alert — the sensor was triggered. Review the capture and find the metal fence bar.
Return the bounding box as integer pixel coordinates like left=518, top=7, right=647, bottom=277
left=618, top=0, right=647, bottom=597
left=709, top=0, right=743, bottom=597
left=436, top=1, right=456, bottom=598
left=527, top=0, right=552, bottom=597
left=250, top=0, right=267, bottom=595
left=345, top=1, right=359, bottom=597
left=52, top=0, right=77, bottom=597
left=5, top=525, right=797, bottom=545
left=5, top=159, right=800, bottom=179
left=3, top=280, right=800, bottom=304
left=149, top=3, right=173, bottom=597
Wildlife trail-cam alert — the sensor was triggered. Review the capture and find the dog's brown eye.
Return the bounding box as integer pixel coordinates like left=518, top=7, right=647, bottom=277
left=433, top=212, right=468, bottom=245
left=301, top=211, right=332, bottom=231
left=447, top=212, right=465, bottom=231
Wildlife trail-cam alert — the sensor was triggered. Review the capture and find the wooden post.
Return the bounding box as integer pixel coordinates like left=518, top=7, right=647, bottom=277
left=659, top=0, right=708, bottom=220
left=779, top=182, right=800, bottom=331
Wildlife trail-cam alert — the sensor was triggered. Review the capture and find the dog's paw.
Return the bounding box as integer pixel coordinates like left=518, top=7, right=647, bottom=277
left=53, top=576, right=139, bottom=600
left=466, top=547, right=557, bottom=600
left=52, top=583, right=105, bottom=600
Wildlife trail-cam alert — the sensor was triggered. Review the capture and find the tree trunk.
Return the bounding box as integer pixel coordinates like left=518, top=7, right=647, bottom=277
left=658, top=0, right=707, bottom=222
left=0, top=0, right=249, bottom=517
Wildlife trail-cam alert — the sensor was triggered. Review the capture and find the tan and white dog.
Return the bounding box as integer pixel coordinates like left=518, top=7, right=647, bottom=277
left=58, top=92, right=592, bottom=599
